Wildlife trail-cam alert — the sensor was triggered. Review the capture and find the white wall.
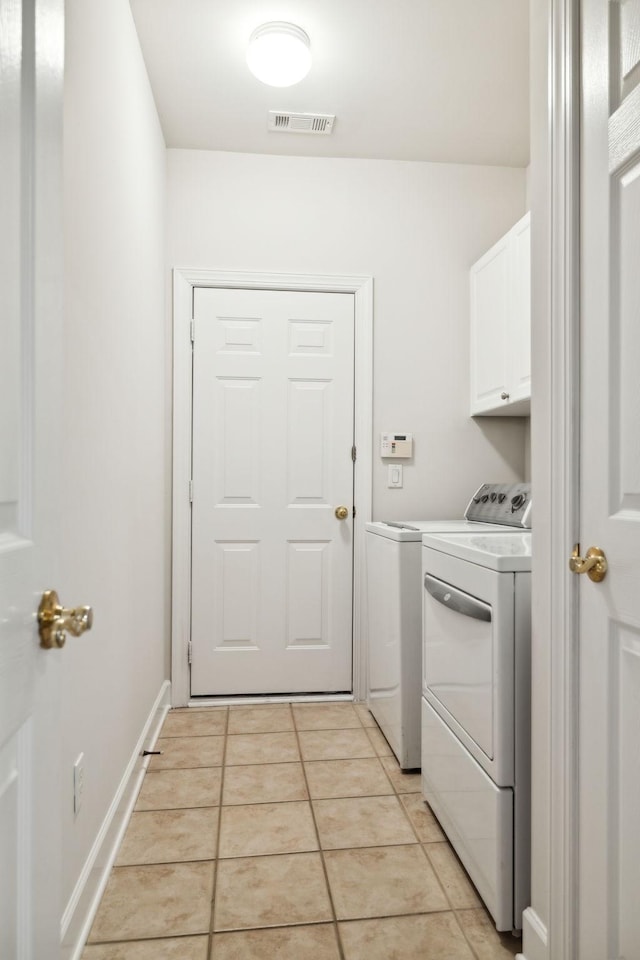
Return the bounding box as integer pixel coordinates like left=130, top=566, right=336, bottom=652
left=167, top=150, right=528, bottom=518
left=61, top=0, right=167, bottom=921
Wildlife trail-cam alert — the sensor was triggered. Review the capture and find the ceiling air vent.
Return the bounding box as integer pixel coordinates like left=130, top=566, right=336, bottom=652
left=267, top=111, right=335, bottom=135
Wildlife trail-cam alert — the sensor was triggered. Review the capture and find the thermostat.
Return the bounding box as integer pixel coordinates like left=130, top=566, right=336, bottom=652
left=380, top=433, right=413, bottom=458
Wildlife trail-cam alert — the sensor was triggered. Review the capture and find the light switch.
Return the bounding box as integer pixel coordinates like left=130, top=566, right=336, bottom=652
left=388, top=464, right=403, bottom=488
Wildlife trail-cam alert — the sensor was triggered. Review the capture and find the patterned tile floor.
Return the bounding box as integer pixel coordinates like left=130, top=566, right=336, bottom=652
left=83, top=702, right=520, bottom=959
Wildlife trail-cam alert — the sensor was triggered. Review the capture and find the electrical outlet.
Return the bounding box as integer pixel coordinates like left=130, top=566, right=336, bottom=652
left=73, top=753, right=84, bottom=814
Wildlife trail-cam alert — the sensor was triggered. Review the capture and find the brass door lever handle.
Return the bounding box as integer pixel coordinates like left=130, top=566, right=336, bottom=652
left=38, top=590, right=94, bottom=649
left=569, top=544, right=608, bottom=582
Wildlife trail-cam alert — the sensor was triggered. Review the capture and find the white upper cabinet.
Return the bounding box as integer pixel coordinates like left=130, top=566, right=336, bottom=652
left=470, top=212, right=531, bottom=416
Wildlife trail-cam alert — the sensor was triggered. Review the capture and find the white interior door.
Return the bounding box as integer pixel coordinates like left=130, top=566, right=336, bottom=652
left=0, top=1, right=64, bottom=956
left=579, top=1, right=640, bottom=956
left=190, top=287, right=355, bottom=696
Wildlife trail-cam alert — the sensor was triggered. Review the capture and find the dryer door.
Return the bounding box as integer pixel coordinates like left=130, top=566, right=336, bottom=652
left=422, top=548, right=515, bottom=786
left=423, top=573, right=494, bottom=756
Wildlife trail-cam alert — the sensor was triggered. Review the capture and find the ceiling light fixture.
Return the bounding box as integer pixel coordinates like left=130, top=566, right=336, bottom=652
left=246, top=22, right=311, bottom=87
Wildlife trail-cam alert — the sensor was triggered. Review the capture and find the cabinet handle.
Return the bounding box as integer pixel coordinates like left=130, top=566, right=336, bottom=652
left=501, top=391, right=510, bottom=400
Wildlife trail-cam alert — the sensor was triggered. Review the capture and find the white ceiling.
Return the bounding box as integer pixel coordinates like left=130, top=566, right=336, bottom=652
left=130, top=0, right=529, bottom=167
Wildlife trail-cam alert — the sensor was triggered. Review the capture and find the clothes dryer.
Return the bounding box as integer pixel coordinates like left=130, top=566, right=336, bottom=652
left=421, top=530, right=532, bottom=932
left=365, top=483, right=530, bottom=769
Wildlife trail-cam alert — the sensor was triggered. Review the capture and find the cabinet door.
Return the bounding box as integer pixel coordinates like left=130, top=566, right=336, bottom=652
left=470, top=235, right=510, bottom=415
left=508, top=212, right=531, bottom=403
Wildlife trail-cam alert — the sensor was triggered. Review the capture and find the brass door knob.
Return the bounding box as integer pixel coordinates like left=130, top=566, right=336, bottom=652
left=335, top=505, right=349, bottom=520
left=38, top=590, right=94, bottom=649
left=569, top=545, right=608, bottom=582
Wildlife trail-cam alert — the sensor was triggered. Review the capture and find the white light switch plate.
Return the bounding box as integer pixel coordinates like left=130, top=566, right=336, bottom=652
left=387, top=464, right=403, bottom=488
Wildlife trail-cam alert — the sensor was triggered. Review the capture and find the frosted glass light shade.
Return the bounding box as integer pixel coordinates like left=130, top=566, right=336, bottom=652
left=247, top=22, right=311, bottom=87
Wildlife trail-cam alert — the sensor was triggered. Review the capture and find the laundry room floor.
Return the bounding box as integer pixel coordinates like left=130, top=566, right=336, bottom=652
left=82, top=702, right=519, bottom=959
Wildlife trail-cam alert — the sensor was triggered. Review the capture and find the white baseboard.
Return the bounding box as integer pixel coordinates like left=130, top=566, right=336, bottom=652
left=60, top=680, right=171, bottom=960
left=516, top=907, right=548, bottom=960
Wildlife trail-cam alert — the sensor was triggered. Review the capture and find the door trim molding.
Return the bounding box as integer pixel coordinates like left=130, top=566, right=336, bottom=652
left=526, top=1, right=580, bottom=958
left=171, top=268, right=374, bottom=706
left=547, top=1, right=580, bottom=956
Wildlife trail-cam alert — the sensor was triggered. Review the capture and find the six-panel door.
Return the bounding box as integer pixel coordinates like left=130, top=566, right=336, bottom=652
left=0, top=1, right=64, bottom=956
left=190, top=288, right=355, bottom=696
left=579, top=1, right=640, bottom=956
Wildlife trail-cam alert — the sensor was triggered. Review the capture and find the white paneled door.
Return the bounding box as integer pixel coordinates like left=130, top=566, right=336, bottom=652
left=0, top=1, right=64, bottom=957
left=579, top=1, right=640, bottom=957
left=190, top=288, right=355, bottom=696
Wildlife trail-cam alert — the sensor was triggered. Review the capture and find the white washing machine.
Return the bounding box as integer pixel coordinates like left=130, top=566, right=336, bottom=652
left=365, top=483, right=531, bottom=769
left=421, top=530, right=532, bottom=932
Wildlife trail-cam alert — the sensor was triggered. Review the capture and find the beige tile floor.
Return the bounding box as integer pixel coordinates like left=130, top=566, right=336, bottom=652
left=83, top=702, right=521, bottom=959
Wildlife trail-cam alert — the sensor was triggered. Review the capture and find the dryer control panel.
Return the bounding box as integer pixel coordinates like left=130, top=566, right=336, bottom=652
left=464, top=483, right=532, bottom=528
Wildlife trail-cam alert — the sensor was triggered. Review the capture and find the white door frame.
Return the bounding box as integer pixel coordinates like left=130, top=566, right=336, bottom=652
left=524, top=1, right=580, bottom=958
left=171, top=268, right=373, bottom=708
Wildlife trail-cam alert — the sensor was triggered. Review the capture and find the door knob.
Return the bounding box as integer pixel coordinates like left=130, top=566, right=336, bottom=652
left=38, top=590, right=94, bottom=649
left=335, top=505, right=349, bottom=520
left=569, top=544, right=608, bottom=582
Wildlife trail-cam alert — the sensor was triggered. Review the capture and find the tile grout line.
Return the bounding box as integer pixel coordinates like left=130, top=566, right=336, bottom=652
left=363, top=723, right=395, bottom=759
left=84, top=932, right=211, bottom=948
left=211, top=703, right=343, bottom=951
left=452, top=907, right=490, bottom=960
left=362, top=719, right=473, bottom=927
left=391, top=766, right=458, bottom=916
left=376, top=748, right=409, bottom=796
left=378, top=739, right=506, bottom=959
left=207, top=706, right=230, bottom=960
left=210, top=906, right=480, bottom=935
left=293, top=707, right=365, bottom=960
left=296, top=706, right=458, bottom=959
left=108, top=837, right=478, bottom=870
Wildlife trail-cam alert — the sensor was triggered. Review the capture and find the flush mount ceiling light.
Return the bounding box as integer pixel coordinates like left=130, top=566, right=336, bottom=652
left=246, top=22, right=311, bottom=87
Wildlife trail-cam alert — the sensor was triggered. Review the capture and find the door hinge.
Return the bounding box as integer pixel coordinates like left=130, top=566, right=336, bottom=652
left=352, top=505, right=356, bottom=518
left=187, top=640, right=193, bottom=664
left=190, top=319, right=195, bottom=342
left=189, top=480, right=193, bottom=503
left=351, top=445, right=357, bottom=462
